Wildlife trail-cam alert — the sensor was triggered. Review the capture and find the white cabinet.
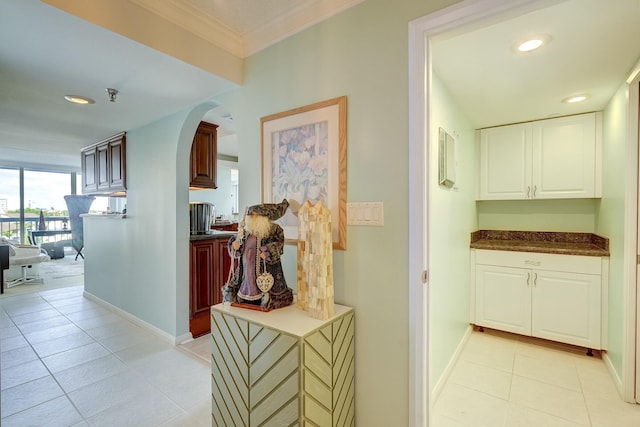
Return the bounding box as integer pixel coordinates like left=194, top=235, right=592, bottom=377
left=475, top=264, right=531, bottom=336
left=478, top=112, right=601, bottom=200
left=471, top=249, right=607, bottom=350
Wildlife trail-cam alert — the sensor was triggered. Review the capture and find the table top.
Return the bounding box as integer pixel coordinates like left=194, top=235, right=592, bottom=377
left=30, top=230, right=72, bottom=236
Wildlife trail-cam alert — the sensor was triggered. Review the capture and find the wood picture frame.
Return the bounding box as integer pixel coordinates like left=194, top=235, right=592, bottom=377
left=261, top=96, right=347, bottom=250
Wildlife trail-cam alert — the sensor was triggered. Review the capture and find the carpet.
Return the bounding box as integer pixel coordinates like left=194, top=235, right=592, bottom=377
left=1, top=250, right=84, bottom=299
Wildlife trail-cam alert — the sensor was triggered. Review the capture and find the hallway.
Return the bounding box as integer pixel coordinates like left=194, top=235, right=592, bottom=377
left=433, top=329, right=640, bottom=426
left=0, top=285, right=210, bottom=426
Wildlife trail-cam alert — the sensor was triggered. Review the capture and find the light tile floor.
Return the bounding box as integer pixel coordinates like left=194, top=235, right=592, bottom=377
left=432, top=328, right=640, bottom=427
left=0, top=286, right=211, bottom=427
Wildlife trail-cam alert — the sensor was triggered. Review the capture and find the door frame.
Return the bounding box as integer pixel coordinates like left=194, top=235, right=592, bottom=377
left=408, top=0, right=640, bottom=424
left=627, top=61, right=640, bottom=403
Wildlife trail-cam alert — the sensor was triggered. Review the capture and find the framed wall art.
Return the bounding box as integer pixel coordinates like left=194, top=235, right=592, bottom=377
left=261, top=96, right=347, bottom=250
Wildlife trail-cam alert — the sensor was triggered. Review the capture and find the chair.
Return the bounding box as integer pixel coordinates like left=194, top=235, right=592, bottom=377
left=64, top=195, right=95, bottom=260
left=1, top=237, right=50, bottom=289
left=0, top=244, right=9, bottom=294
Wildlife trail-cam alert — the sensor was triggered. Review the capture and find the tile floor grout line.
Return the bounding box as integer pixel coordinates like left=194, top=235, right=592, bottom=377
left=1, top=299, right=91, bottom=424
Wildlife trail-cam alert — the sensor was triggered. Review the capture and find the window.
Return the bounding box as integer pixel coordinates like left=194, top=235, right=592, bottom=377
left=0, top=168, right=21, bottom=241
left=230, top=168, right=239, bottom=214
left=0, top=167, right=106, bottom=243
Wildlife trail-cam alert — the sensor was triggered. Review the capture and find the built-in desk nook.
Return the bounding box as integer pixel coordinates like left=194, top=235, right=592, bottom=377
left=470, top=230, right=609, bottom=354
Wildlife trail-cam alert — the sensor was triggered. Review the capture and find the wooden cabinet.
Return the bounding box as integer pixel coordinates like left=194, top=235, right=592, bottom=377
left=81, top=132, right=126, bottom=195
left=211, top=303, right=355, bottom=426
left=189, top=237, right=231, bottom=337
left=189, top=121, right=218, bottom=189
left=471, top=249, right=607, bottom=350
left=478, top=112, right=600, bottom=200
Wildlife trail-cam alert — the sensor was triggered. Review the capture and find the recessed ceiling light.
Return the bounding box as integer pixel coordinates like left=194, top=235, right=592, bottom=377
left=562, top=94, right=590, bottom=104
left=64, top=95, right=95, bottom=105
left=514, top=35, right=551, bottom=53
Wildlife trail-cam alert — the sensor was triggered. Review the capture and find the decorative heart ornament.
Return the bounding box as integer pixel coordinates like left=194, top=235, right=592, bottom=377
left=257, top=272, right=274, bottom=293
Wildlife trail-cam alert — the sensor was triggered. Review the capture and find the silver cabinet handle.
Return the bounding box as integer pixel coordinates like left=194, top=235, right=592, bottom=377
left=533, top=272, right=538, bottom=286
left=527, top=186, right=531, bottom=198
left=533, top=185, right=537, bottom=197
left=525, top=260, right=540, bottom=266
left=527, top=272, right=531, bottom=286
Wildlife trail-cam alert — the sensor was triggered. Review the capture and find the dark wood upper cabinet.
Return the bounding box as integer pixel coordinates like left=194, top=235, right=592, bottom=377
left=81, top=132, right=126, bottom=195
left=189, top=121, right=218, bottom=189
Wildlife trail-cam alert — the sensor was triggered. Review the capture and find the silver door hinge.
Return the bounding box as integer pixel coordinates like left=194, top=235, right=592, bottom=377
left=422, top=270, right=428, bottom=284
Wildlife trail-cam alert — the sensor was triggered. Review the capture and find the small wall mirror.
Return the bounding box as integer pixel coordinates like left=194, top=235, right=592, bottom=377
left=438, top=127, right=456, bottom=187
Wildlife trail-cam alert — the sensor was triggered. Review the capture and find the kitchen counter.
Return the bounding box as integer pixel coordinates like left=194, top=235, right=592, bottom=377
left=470, top=230, right=609, bottom=257
left=189, top=230, right=236, bottom=241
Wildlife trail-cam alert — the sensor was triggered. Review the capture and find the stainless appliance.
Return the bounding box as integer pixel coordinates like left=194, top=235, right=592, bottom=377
left=189, top=202, right=214, bottom=235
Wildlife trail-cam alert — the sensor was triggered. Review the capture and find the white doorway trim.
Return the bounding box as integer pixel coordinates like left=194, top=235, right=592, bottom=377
left=625, top=60, right=640, bottom=403
left=407, top=0, right=595, bottom=425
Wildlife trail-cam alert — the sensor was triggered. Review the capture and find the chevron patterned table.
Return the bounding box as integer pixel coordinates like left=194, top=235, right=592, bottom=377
left=210, top=302, right=355, bottom=426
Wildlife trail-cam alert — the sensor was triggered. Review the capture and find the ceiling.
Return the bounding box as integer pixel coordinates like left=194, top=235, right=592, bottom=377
left=432, top=0, right=640, bottom=129
left=0, top=0, right=359, bottom=171
left=1, top=0, right=639, bottom=172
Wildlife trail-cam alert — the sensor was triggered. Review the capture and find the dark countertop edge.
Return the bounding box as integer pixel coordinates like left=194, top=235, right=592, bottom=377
left=470, top=230, right=610, bottom=257
left=190, top=232, right=236, bottom=241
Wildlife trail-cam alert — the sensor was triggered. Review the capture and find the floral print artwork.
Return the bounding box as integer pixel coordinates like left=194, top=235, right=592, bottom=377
left=271, top=121, right=329, bottom=226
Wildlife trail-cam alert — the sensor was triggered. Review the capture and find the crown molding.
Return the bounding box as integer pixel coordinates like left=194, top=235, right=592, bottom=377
left=128, top=0, right=364, bottom=59
left=128, top=0, right=243, bottom=57
left=242, top=0, right=365, bottom=56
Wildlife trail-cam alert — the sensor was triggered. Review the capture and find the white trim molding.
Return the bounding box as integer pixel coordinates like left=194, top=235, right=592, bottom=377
left=129, top=0, right=364, bottom=58
left=83, top=291, right=189, bottom=346
left=624, top=58, right=640, bottom=403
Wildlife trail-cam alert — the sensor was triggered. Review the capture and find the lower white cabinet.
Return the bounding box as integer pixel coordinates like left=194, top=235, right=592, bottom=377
left=471, top=249, right=608, bottom=350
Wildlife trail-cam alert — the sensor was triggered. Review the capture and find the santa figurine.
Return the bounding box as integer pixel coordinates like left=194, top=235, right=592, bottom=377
left=223, top=199, right=293, bottom=310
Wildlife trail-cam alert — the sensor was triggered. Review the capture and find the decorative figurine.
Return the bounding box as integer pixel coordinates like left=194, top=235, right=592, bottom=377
left=223, top=199, right=293, bottom=311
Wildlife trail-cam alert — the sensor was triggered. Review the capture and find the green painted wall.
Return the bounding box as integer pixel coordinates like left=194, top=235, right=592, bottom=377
left=214, top=1, right=463, bottom=424
left=429, top=75, right=477, bottom=389
left=597, top=82, right=628, bottom=377
left=477, top=199, right=600, bottom=232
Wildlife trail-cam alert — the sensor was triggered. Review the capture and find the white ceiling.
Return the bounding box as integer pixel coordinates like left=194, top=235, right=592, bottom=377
left=432, top=0, right=640, bottom=129
left=0, top=0, right=357, bottom=170
left=1, top=0, right=639, bottom=171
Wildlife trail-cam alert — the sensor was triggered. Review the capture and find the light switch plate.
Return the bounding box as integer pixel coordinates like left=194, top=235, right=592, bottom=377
left=347, top=202, right=384, bottom=226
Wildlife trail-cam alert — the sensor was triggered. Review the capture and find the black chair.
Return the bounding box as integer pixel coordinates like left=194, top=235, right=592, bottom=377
left=64, top=195, right=95, bottom=260
left=0, top=244, right=9, bottom=294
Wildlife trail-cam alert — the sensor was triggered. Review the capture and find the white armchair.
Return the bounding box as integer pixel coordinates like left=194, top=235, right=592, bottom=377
left=1, top=237, right=50, bottom=289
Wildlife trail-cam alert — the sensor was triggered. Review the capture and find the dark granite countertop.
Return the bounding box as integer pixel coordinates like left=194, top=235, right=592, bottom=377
left=470, top=230, right=609, bottom=257
left=190, top=230, right=236, bottom=241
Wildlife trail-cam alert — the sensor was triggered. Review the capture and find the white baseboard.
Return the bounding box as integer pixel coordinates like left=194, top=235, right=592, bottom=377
left=430, top=324, right=473, bottom=406
left=83, top=291, right=190, bottom=346
left=601, top=350, right=626, bottom=400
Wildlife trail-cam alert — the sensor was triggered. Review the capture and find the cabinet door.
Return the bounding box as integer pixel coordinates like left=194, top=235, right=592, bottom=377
left=531, top=270, right=601, bottom=348
left=96, top=143, right=110, bottom=191
left=532, top=113, right=596, bottom=199
left=189, top=121, right=218, bottom=189
left=212, top=238, right=231, bottom=307
left=108, top=135, right=126, bottom=191
left=475, top=264, right=531, bottom=335
left=478, top=123, right=531, bottom=200
left=190, top=240, right=216, bottom=337
left=81, top=147, right=97, bottom=194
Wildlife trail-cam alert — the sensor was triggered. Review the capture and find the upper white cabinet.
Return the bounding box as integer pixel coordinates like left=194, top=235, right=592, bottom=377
left=478, top=112, right=601, bottom=200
